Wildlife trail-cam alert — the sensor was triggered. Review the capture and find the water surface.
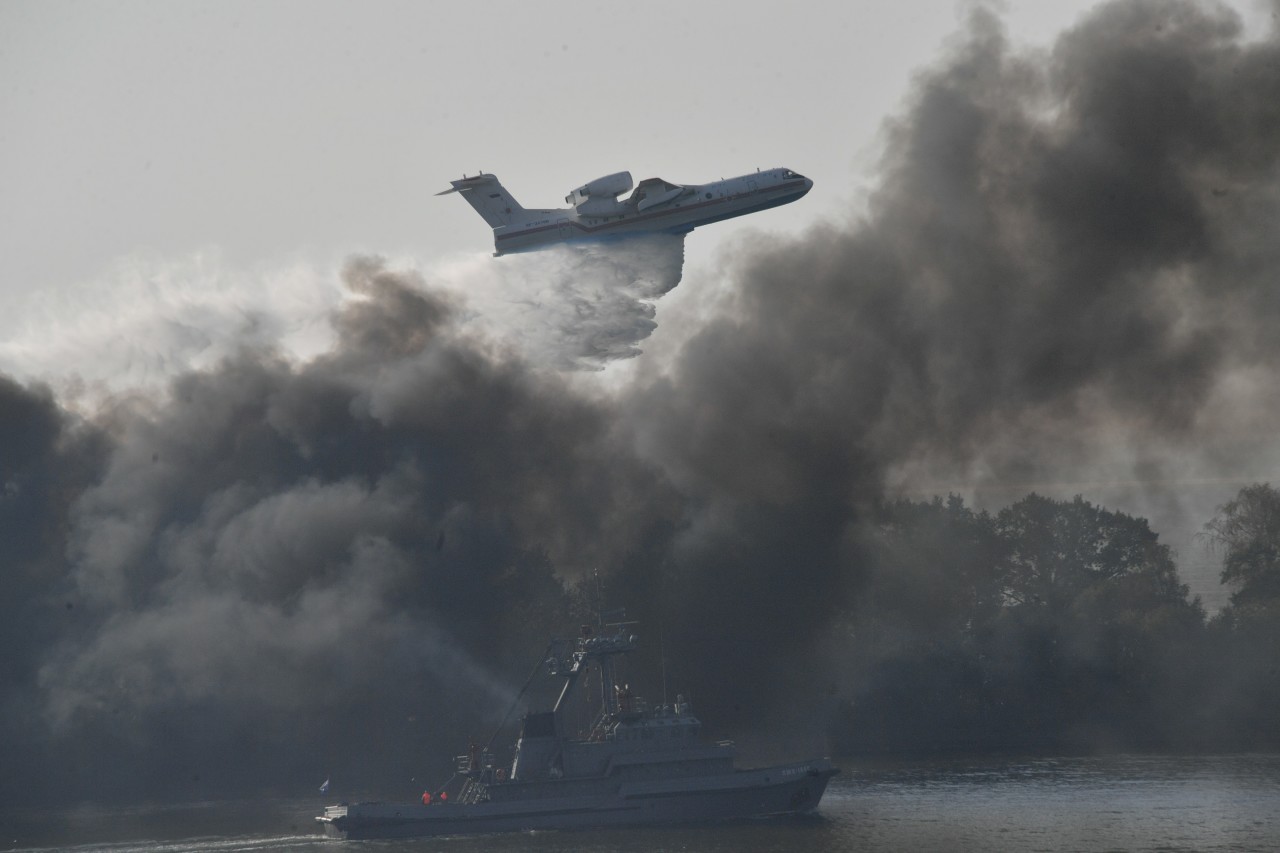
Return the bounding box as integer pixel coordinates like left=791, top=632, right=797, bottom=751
left=4, top=754, right=1279, bottom=852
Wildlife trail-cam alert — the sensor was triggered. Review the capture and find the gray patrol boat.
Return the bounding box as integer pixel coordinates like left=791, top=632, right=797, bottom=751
left=317, top=619, right=838, bottom=839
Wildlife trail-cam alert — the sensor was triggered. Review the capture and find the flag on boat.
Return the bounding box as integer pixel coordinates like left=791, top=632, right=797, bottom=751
left=319, top=778, right=330, bottom=794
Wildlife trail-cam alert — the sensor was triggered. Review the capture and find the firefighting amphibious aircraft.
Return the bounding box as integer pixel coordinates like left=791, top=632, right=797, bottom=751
left=438, top=168, right=813, bottom=256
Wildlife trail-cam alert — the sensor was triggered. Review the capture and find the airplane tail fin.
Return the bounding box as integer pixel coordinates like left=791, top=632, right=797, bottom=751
left=437, top=173, right=526, bottom=228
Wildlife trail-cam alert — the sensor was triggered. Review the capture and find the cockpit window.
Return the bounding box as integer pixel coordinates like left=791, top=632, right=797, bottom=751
left=784, top=170, right=801, bottom=180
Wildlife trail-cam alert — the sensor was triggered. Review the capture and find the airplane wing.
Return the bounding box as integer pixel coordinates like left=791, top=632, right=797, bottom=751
left=634, top=179, right=689, bottom=212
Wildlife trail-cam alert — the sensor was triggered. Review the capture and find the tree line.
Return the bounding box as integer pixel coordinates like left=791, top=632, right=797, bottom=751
left=828, top=485, right=1280, bottom=755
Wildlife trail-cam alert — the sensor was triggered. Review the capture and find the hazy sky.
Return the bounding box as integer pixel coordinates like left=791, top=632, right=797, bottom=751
left=1, top=1, right=1129, bottom=322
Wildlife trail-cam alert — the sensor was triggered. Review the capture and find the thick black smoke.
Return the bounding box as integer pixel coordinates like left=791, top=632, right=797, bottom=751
left=4, top=258, right=680, bottom=805
left=0, top=377, right=109, bottom=804
left=615, top=0, right=1280, bottom=734
left=651, top=0, right=1280, bottom=485
left=4, top=0, right=1280, bottom=807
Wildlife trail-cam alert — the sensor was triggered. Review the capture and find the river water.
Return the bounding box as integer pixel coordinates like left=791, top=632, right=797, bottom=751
left=4, top=754, right=1279, bottom=852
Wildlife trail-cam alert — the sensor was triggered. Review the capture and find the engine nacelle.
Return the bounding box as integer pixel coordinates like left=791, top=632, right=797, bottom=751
left=565, top=171, right=633, bottom=206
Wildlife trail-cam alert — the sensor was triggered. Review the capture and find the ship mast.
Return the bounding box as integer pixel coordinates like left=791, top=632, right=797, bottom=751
left=551, top=617, right=638, bottom=733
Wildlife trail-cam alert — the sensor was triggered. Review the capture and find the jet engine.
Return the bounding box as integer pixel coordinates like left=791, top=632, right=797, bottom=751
left=565, top=172, right=634, bottom=212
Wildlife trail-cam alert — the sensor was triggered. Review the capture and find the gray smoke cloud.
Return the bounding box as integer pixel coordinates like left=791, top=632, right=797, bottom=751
left=4, top=0, right=1280, bottom=808
left=3, top=254, right=683, bottom=804
left=612, top=0, right=1280, bottom=734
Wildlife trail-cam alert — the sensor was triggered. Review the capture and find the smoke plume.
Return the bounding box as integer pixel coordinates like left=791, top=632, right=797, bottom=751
left=4, top=0, right=1280, bottom=806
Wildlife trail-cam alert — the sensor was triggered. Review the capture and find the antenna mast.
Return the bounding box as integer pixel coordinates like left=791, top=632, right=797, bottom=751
left=660, top=617, right=668, bottom=708
left=593, top=568, right=604, bottom=628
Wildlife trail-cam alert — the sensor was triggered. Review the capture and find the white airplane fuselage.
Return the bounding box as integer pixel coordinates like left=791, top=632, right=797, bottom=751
left=439, top=168, right=812, bottom=256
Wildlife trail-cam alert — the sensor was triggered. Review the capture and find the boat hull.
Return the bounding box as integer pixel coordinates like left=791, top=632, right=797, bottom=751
left=317, top=759, right=837, bottom=840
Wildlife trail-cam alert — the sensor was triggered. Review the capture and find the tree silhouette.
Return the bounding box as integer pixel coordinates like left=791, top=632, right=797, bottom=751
left=1203, top=483, right=1280, bottom=607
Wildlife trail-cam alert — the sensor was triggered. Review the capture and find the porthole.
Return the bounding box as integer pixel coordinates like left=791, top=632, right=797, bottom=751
left=705, top=192, right=712, bottom=199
